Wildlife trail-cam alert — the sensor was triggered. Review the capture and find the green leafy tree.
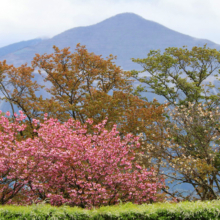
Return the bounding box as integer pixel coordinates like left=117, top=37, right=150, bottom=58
left=132, top=45, right=220, bottom=201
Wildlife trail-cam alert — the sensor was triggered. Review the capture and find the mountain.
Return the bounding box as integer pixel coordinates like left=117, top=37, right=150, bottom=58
left=1, top=13, right=220, bottom=70
left=0, top=38, right=42, bottom=57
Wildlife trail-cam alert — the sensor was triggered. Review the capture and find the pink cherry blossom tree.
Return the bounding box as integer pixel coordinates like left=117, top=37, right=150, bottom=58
left=0, top=112, right=165, bottom=207
left=0, top=111, right=32, bottom=204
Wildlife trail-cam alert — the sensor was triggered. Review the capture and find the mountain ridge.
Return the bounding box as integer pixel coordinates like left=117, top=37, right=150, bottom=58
left=0, top=38, right=43, bottom=57
left=1, top=13, right=219, bottom=69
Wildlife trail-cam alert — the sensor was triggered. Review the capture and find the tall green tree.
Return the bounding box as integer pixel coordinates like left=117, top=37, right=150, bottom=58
left=132, top=45, right=220, bottom=201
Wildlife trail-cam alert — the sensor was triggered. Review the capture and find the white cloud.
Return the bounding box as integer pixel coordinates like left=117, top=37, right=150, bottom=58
left=0, top=0, right=220, bottom=47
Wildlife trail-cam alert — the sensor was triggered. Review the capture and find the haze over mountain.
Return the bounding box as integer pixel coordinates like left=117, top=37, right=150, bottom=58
left=1, top=13, right=220, bottom=70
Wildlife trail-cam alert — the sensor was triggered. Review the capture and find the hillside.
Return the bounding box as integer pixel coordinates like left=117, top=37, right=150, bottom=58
left=0, top=38, right=42, bottom=57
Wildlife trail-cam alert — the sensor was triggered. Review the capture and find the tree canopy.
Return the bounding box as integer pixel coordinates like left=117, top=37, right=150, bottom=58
left=132, top=45, right=220, bottom=107
left=132, top=45, right=220, bottom=201
left=0, top=44, right=165, bottom=141
left=3, top=43, right=220, bottom=202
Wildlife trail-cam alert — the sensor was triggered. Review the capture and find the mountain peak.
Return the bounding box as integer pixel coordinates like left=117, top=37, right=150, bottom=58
left=93, top=12, right=156, bottom=29
left=0, top=13, right=219, bottom=70
left=102, top=12, right=145, bottom=21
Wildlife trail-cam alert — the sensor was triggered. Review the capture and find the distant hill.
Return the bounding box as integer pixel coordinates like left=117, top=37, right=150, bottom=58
left=0, top=38, right=42, bottom=58
left=1, top=13, right=220, bottom=70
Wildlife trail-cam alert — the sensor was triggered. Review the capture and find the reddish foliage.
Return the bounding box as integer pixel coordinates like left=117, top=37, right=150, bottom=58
left=0, top=111, right=164, bottom=207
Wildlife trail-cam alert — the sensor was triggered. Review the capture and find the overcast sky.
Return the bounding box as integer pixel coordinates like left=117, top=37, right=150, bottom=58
left=0, top=0, right=219, bottom=48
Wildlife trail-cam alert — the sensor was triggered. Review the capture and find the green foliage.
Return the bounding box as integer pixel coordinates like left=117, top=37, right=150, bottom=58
left=132, top=45, right=220, bottom=106
left=132, top=45, right=220, bottom=201
left=1, top=201, right=220, bottom=219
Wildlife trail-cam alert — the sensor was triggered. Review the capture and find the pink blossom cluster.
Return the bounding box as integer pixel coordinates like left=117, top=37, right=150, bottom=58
left=0, top=111, right=164, bottom=207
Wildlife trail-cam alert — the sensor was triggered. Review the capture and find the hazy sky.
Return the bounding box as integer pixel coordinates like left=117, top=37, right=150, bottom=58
left=0, top=0, right=219, bottom=48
